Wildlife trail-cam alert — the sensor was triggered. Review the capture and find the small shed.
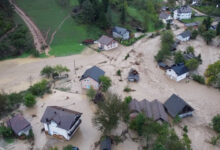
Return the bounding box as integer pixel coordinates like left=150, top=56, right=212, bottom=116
left=176, top=30, right=191, bottom=42
left=128, top=69, right=139, bottom=82
left=100, top=137, right=111, bottom=150
left=164, top=94, right=194, bottom=118
left=112, top=26, right=130, bottom=40
left=158, top=62, right=169, bottom=70
left=7, top=115, right=31, bottom=136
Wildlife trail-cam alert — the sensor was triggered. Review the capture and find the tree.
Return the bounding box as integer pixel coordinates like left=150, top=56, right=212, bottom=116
left=102, top=0, right=109, bottom=13
left=204, top=60, right=220, bottom=85
left=0, top=93, right=9, bottom=116
left=202, top=16, right=212, bottom=31
left=155, top=31, right=173, bottom=62
left=0, top=124, right=14, bottom=138
left=191, top=30, right=198, bottom=39
left=28, top=79, right=50, bottom=96
left=120, top=0, right=127, bottom=24
left=54, top=65, right=70, bottom=76
left=216, top=22, right=220, bottom=36
left=92, top=93, right=126, bottom=135
left=202, top=30, right=216, bottom=45
left=24, top=93, right=36, bottom=107
left=186, top=46, right=194, bottom=55
left=40, top=65, right=55, bottom=78
left=80, top=0, right=96, bottom=23
left=166, top=22, right=171, bottom=30
left=86, top=87, right=96, bottom=100
left=185, top=58, right=199, bottom=70
left=129, top=113, right=146, bottom=135
left=167, top=0, right=176, bottom=7
left=174, top=51, right=185, bottom=64
left=212, top=114, right=220, bottom=133
left=99, top=76, right=112, bottom=92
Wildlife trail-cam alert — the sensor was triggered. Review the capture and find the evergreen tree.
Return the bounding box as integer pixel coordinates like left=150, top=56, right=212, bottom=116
left=216, top=22, right=220, bottom=36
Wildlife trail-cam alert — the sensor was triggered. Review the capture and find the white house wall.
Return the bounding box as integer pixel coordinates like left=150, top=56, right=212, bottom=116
left=98, top=42, right=118, bottom=51
left=174, top=10, right=191, bottom=20
left=166, top=69, right=188, bottom=82
left=176, top=35, right=190, bottom=42
left=81, top=77, right=99, bottom=90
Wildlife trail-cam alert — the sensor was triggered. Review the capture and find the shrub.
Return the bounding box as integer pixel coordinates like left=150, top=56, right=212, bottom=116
left=129, top=113, right=146, bottom=135
left=24, top=93, right=36, bottom=107
left=0, top=124, right=14, bottom=138
left=186, top=46, right=194, bottom=55
left=191, top=30, right=198, bottom=39
left=99, top=76, right=112, bottom=92
left=173, top=115, right=181, bottom=124
left=183, top=125, right=188, bottom=133
left=124, top=96, right=132, bottom=104
left=174, top=51, right=185, bottom=64
left=185, top=58, right=199, bottom=70
left=124, top=86, right=132, bottom=92
left=124, top=53, right=130, bottom=60
left=40, top=66, right=55, bottom=78
left=192, top=74, right=205, bottom=84
left=212, top=114, right=220, bottom=133
left=116, top=70, right=121, bottom=76
left=210, top=135, right=220, bottom=145
left=86, top=87, right=96, bottom=100
left=63, top=145, right=73, bottom=150
left=28, top=79, right=50, bottom=96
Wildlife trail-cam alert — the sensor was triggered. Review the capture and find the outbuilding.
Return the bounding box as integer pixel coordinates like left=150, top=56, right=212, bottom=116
left=97, top=35, right=118, bottom=50
left=7, top=115, right=32, bottom=136
left=176, top=30, right=191, bottom=42
left=112, top=26, right=130, bottom=40
left=164, top=94, right=194, bottom=118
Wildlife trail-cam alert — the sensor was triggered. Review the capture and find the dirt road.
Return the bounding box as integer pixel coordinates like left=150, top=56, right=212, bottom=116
left=10, top=0, right=49, bottom=53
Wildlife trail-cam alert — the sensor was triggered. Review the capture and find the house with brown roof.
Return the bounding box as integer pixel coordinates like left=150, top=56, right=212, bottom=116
left=129, top=99, right=169, bottom=123
left=7, top=115, right=32, bottom=136
left=40, top=106, right=82, bottom=140
left=97, top=35, right=118, bottom=50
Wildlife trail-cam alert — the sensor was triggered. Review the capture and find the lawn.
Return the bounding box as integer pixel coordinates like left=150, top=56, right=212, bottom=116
left=193, top=6, right=220, bottom=17
left=181, top=16, right=207, bottom=24
left=15, top=0, right=103, bottom=56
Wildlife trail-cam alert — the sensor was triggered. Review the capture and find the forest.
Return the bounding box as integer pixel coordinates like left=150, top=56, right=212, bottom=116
left=0, top=0, right=34, bottom=60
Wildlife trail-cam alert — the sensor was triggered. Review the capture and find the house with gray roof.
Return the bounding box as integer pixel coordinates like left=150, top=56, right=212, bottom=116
left=97, top=35, right=118, bottom=50
left=80, top=66, right=105, bottom=90
left=174, top=6, right=192, bottom=20
left=112, top=26, right=130, bottom=40
left=159, top=12, right=173, bottom=24
left=129, top=99, right=169, bottom=123
left=185, top=22, right=200, bottom=29
left=7, top=115, right=31, bottom=136
left=41, top=106, right=82, bottom=140
left=164, top=94, right=194, bottom=118
left=166, top=63, right=189, bottom=82
left=176, top=30, right=191, bottom=42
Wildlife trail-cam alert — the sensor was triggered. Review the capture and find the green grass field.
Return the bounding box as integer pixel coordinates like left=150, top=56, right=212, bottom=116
left=181, top=16, right=207, bottom=24
left=15, top=0, right=103, bottom=56
left=194, top=6, right=220, bottom=17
